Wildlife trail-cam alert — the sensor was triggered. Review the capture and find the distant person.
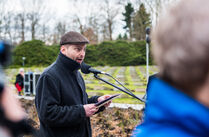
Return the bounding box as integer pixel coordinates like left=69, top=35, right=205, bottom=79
left=15, top=68, right=24, bottom=96
left=35, top=31, right=111, bottom=137
left=132, top=0, right=209, bottom=136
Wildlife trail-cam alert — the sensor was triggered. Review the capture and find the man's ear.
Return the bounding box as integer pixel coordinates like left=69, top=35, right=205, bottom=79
left=60, top=45, right=66, bottom=55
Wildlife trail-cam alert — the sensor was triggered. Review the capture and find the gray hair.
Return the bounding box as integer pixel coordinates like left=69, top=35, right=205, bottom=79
left=19, top=68, right=24, bottom=73
left=152, top=0, right=209, bottom=93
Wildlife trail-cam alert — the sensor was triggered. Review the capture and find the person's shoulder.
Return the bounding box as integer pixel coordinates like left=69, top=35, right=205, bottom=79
left=40, top=62, right=57, bottom=78
left=133, top=124, right=193, bottom=137
left=42, top=62, right=64, bottom=80
left=16, top=73, right=21, bottom=76
left=16, top=73, right=22, bottom=78
left=43, top=62, right=56, bottom=73
left=149, top=73, right=158, bottom=80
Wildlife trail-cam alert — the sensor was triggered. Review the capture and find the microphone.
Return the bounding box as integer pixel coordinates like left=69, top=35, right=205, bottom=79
left=145, top=27, right=151, bottom=44
left=81, top=62, right=106, bottom=74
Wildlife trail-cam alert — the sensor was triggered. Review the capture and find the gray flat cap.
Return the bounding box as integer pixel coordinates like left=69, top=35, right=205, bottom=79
left=60, top=31, right=89, bottom=45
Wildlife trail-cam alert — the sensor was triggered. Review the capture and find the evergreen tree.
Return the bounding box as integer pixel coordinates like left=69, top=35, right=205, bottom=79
left=133, top=4, right=151, bottom=40
left=123, top=33, right=128, bottom=40
left=117, top=34, right=123, bottom=40
left=122, top=3, right=134, bottom=40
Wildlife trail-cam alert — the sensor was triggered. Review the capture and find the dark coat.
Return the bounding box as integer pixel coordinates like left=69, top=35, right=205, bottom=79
left=35, top=53, right=99, bottom=137
left=15, top=74, right=24, bottom=88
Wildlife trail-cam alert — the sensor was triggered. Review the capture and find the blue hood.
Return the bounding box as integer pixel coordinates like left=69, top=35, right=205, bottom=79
left=133, top=77, right=209, bottom=137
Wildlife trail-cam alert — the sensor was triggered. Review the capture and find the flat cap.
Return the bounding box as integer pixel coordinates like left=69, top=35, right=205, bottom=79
left=60, top=31, right=89, bottom=45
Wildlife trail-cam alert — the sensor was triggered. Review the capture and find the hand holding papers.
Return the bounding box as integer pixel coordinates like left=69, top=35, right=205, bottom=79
left=95, top=94, right=121, bottom=108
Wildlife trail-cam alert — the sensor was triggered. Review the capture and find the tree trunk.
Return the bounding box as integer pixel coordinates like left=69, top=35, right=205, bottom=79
left=20, top=17, right=25, bottom=43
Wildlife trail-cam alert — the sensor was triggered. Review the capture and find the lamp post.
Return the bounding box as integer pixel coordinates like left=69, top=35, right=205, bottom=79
left=145, top=27, right=151, bottom=83
left=22, top=56, right=26, bottom=66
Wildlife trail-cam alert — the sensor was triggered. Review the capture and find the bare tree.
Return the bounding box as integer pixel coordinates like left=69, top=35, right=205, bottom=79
left=16, top=13, right=26, bottom=43
left=84, top=5, right=102, bottom=43
left=12, top=15, right=20, bottom=45
left=83, top=27, right=98, bottom=44
left=27, top=12, right=39, bottom=40
left=52, top=21, right=67, bottom=44
left=101, top=23, right=109, bottom=41
left=87, top=15, right=99, bottom=43
left=56, top=22, right=67, bottom=36
left=52, top=33, right=59, bottom=45
left=24, top=0, right=46, bottom=40
left=0, top=0, right=6, bottom=39
left=144, top=0, right=177, bottom=25
left=0, top=0, right=25, bottom=44
left=102, top=0, right=120, bottom=41
left=73, top=15, right=85, bottom=34
left=66, top=0, right=121, bottom=42
left=68, top=0, right=101, bottom=43
left=40, top=24, right=49, bottom=42
left=2, top=12, right=13, bottom=40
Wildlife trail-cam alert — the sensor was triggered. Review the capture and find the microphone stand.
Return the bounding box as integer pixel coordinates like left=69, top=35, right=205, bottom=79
left=94, top=74, right=146, bottom=103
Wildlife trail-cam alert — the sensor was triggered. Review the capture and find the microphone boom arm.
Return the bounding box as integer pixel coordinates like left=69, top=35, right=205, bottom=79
left=94, top=74, right=146, bottom=103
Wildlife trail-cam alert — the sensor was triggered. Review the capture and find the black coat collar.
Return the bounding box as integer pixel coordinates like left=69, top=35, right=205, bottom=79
left=56, top=52, right=81, bottom=72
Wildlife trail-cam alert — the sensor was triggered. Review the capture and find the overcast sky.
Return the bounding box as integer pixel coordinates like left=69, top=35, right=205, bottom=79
left=3, top=0, right=129, bottom=39
left=1, top=0, right=176, bottom=41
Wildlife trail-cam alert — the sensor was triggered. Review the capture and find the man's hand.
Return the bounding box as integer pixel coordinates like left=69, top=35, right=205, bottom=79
left=83, top=104, right=98, bottom=117
left=98, top=95, right=112, bottom=108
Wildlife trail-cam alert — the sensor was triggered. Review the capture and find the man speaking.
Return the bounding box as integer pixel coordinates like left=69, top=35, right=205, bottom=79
left=35, top=31, right=110, bottom=137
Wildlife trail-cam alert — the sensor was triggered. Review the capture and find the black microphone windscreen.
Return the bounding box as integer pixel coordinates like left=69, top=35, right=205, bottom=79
left=81, top=62, right=91, bottom=74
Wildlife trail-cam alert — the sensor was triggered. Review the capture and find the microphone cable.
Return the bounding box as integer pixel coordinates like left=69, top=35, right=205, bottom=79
left=101, top=73, right=146, bottom=103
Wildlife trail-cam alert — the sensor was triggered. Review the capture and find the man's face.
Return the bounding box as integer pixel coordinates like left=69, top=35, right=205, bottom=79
left=61, top=44, right=86, bottom=64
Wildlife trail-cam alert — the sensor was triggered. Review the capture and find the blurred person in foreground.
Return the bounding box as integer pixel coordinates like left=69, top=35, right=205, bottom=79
left=35, top=31, right=111, bottom=137
left=0, top=85, right=31, bottom=137
left=0, top=41, right=37, bottom=137
left=132, top=0, right=209, bottom=136
left=15, top=68, right=24, bottom=96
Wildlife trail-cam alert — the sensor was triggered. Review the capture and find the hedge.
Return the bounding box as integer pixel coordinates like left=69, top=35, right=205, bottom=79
left=11, top=40, right=153, bottom=67
left=12, top=40, right=59, bottom=67
left=84, top=40, right=153, bottom=66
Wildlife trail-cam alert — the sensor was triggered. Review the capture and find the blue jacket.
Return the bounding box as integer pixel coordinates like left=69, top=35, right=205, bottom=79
left=132, top=77, right=209, bottom=137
